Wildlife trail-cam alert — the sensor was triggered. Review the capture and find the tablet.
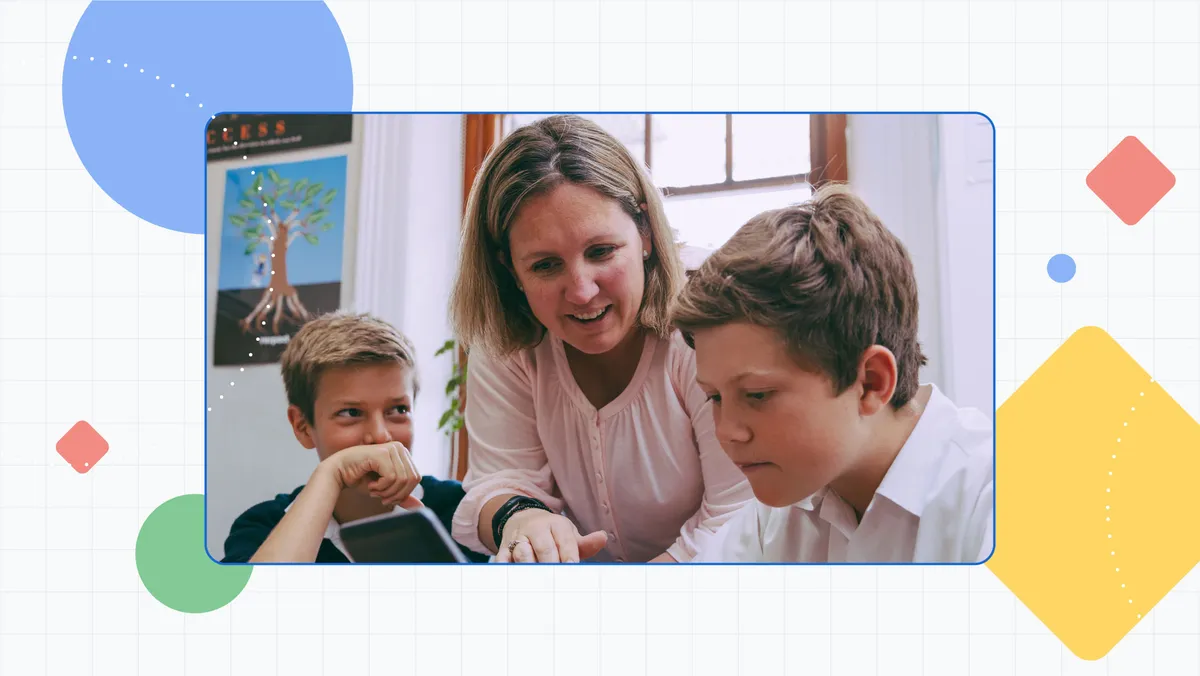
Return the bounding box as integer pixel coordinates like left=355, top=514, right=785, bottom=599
left=339, top=508, right=468, bottom=563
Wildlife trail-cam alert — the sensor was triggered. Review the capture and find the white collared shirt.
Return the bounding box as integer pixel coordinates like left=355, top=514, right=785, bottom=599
left=694, top=384, right=994, bottom=564
left=284, top=483, right=424, bottom=563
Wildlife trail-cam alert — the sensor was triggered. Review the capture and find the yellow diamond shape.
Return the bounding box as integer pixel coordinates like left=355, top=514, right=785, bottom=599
left=988, top=326, right=1200, bottom=659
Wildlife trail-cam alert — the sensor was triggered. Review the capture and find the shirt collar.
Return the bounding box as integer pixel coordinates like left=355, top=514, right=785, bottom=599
left=873, top=383, right=957, bottom=518
left=787, top=384, right=958, bottom=520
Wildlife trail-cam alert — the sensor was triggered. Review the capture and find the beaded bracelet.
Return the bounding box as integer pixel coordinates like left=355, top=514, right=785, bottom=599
left=492, top=495, right=551, bottom=549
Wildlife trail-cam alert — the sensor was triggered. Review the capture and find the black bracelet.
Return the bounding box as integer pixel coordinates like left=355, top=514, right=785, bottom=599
left=492, top=495, right=551, bottom=549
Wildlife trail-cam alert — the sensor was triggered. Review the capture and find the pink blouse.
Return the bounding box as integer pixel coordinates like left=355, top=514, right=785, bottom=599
left=451, top=330, right=755, bottom=563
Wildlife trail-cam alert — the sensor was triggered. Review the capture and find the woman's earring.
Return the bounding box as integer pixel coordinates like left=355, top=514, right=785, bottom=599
left=642, top=250, right=650, bottom=260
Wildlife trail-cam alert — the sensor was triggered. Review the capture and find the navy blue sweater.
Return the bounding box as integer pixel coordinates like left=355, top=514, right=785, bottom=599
left=222, top=476, right=487, bottom=563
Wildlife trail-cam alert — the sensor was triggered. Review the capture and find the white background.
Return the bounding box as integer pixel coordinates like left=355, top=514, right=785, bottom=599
left=3, top=0, right=1200, bottom=674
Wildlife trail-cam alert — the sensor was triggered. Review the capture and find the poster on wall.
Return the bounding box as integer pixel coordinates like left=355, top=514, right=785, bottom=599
left=213, top=155, right=348, bottom=366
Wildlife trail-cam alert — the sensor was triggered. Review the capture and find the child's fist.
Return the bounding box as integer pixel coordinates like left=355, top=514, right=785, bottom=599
left=324, top=441, right=422, bottom=508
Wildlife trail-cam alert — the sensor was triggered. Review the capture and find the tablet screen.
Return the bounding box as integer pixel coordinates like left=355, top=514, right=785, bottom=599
left=339, top=509, right=467, bottom=563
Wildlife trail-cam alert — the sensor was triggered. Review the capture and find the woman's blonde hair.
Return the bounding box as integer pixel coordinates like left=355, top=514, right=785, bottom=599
left=450, top=115, right=684, bottom=356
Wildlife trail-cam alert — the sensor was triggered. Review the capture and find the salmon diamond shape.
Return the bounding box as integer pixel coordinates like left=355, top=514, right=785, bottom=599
left=1086, top=136, right=1175, bottom=225
left=56, top=421, right=109, bottom=473
left=988, top=327, right=1200, bottom=659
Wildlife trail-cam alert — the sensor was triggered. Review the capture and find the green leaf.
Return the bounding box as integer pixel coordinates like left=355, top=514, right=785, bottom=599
left=267, top=168, right=281, bottom=184
left=252, top=173, right=263, bottom=192
left=278, top=178, right=291, bottom=191
left=279, top=200, right=295, bottom=211
left=321, top=189, right=338, bottom=205
left=306, top=184, right=322, bottom=200
left=320, top=222, right=335, bottom=231
left=263, top=193, right=275, bottom=207
left=437, top=408, right=454, bottom=429
left=301, top=198, right=313, bottom=209
left=435, top=339, right=455, bottom=356
left=294, top=178, right=308, bottom=193
left=239, top=199, right=254, bottom=209
left=242, top=227, right=261, bottom=240
left=244, top=242, right=259, bottom=255
left=444, top=377, right=460, bottom=396
left=304, top=234, right=319, bottom=245
left=311, top=208, right=328, bottom=220
left=229, top=214, right=246, bottom=226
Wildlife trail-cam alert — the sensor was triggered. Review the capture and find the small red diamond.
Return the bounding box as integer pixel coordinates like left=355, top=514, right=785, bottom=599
left=56, top=421, right=108, bottom=473
left=1086, top=136, right=1176, bottom=226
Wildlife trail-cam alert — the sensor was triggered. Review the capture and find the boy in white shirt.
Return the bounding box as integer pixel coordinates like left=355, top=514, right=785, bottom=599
left=671, top=184, right=994, bottom=564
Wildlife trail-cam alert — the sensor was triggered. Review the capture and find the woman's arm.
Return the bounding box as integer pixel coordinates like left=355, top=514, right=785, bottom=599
left=450, top=348, right=565, bottom=555
left=661, top=338, right=757, bottom=562
left=477, top=493, right=520, bottom=552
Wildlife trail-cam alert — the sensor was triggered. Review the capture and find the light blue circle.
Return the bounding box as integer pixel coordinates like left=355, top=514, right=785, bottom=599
left=1047, top=254, right=1077, bottom=283
left=62, top=1, right=352, bottom=234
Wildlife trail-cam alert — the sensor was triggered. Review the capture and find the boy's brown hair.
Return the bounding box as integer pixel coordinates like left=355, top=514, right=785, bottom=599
left=280, top=311, right=420, bottom=422
left=671, top=183, right=927, bottom=408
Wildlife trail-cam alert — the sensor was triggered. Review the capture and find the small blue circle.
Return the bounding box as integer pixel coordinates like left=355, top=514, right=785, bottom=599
left=1047, top=254, right=1077, bottom=283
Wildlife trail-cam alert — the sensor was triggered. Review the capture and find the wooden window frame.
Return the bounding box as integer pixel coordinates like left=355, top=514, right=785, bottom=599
left=453, top=114, right=502, bottom=481
left=650, top=113, right=848, bottom=196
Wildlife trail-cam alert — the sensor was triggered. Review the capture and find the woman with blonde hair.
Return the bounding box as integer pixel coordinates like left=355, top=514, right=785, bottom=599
left=449, top=115, right=753, bottom=563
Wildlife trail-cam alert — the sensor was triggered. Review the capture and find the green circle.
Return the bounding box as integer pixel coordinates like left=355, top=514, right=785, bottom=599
left=136, top=494, right=252, bottom=613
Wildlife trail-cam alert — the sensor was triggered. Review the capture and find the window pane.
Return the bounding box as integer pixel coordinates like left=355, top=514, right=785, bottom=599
left=504, top=114, right=646, bottom=167
left=731, top=114, right=811, bottom=181
left=649, top=114, right=727, bottom=188
left=662, top=184, right=812, bottom=254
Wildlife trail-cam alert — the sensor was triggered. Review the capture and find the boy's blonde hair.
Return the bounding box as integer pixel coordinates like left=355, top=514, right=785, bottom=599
left=671, top=183, right=927, bottom=409
left=449, top=114, right=685, bottom=355
left=280, top=311, right=420, bottom=422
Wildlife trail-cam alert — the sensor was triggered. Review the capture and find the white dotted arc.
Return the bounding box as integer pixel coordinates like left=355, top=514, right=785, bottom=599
left=71, top=55, right=205, bottom=109
left=1112, top=380, right=1151, bottom=621
left=204, top=153, right=295, bottom=413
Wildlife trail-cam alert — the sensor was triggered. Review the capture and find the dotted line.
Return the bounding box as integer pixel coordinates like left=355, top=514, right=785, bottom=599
left=70, top=55, right=205, bottom=109
left=67, top=59, right=289, bottom=416
left=204, top=159, right=278, bottom=411
left=1111, top=379, right=1150, bottom=621
left=68, top=56, right=253, bottom=417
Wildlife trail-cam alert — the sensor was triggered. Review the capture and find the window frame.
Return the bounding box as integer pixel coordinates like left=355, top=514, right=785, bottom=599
left=503, top=113, right=848, bottom=196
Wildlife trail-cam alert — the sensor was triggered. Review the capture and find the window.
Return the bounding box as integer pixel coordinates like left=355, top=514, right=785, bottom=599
left=502, top=113, right=846, bottom=261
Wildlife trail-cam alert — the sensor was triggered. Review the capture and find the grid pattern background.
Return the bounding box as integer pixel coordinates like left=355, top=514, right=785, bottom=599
left=3, top=0, right=1200, bottom=674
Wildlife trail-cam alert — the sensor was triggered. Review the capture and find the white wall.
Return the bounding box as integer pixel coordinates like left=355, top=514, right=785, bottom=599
left=935, top=113, right=996, bottom=417
left=205, top=114, right=464, bottom=559
left=846, top=113, right=995, bottom=417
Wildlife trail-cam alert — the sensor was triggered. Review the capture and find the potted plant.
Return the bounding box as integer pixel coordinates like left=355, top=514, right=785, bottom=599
left=435, top=339, right=465, bottom=438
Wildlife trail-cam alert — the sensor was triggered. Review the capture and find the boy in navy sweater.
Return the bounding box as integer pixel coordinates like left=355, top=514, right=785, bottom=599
left=222, top=312, right=486, bottom=563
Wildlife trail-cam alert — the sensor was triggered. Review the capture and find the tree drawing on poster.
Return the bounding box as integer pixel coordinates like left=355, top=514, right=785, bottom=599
left=232, top=169, right=339, bottom=332
left=214, top=155, right=347, bottom=366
